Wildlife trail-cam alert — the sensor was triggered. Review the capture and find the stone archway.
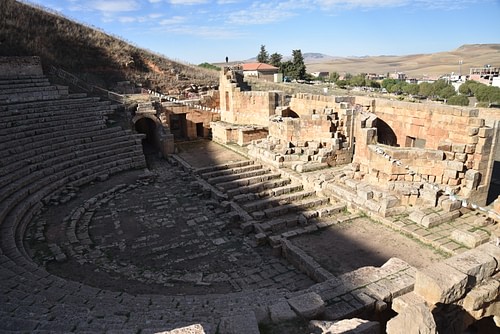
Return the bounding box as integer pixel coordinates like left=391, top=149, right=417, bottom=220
left=132, top=114, right=174, bottom=157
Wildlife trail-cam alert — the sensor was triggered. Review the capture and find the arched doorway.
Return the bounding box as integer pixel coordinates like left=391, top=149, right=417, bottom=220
left=133, top=115, right=160, bottom=156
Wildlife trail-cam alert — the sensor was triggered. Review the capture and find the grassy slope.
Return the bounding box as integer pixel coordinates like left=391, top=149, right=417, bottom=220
left=0, top=0, right=217, bottom=90
left=305, top=44, right=500, bottom=78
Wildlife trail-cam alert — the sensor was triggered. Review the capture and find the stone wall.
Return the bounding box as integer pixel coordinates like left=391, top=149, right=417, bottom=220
left=387, top=242, right=500, bottom=333
left=353, top=98, right=496, bottom=206
left=161, top=103, right=220, bottom=140
left=289, top=94, right=354, bottom=118
left=219, top=68, right=281, bottom=127
left=0, top=56, right=44, bottom=78
left=210, top=121, right=267, bottom=146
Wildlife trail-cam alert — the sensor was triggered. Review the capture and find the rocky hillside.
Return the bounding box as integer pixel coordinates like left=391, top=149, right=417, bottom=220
left=0, top=0, right=218, bottom=91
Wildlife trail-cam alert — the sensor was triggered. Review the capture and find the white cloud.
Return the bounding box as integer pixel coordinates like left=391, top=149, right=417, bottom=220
left=149, top=0, right=163, bottom=3
left=168, top=0, right=209, bottom=5
left=160, top=16, right=187, bottom=25
left=89, top=0, right=140, bottom=13
left=228, top=1, right=301, bottom=25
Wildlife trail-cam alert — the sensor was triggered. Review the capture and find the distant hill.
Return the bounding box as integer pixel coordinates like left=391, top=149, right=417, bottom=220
left=304, top=44, right=500, bottom=78
left=0, top=0, right=217, bottom=90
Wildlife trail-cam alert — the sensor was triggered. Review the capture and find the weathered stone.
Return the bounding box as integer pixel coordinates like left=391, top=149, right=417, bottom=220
left=161, top=324, right=206, bottom=334
left=386, top=303, right=437, bottom=334
left=444, top=249, right=497, bottom=288
left=269, top=301, right=297, bottom=322
left=219, top=312, right=260, bottom=334
left=462, top=278, right=499, bottom=313
left=450, top=229, right=489, bottom=248
left=475, top=242, right=500, bottom=271
left=288, top=292, right=325, bottom=319
left=441, top=199, right=461, bottom=212
left=414, top=263, right=468, bottom=304
left=309, top=318, right=379, bottom=334
left=391, top=291, right=426, bottom=314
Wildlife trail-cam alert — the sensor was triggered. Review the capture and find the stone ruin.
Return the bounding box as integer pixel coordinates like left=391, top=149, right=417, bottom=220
left=1, top=57, right=500, bottom=333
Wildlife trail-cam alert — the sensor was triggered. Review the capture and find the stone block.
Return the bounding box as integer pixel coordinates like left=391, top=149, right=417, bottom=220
left=269, top=301, right=297, bottom=322
left=391, top=291, right=426, bottom=314
left=309, top=318, right=379, bottom=334
left=219, top=312, right=260, bottom=334
left=288, top=292, right=325, bottom=319
left=441, top=199, right=461, bottom=212
left=380, top=195, right=399, bottom=209
left=478, top=127, right=493, bottom=138
left=467, top=127, right=479, bottom=136
left=163, top=324, right=206, bottom=334
left=450, top=229, right=490, bottom=248
left=409, top=210, right=426, bottom=224
left=475, top=242, right=500, bottom=271
left=357, top=187, right=373, bottom=200
left=420, top=213, right=443, bottom=228
left=443, top=169, right=458, bottom=179
left=386, top=303, right=437, bottom=334
left=462, top=278, right=499, bottom=313
left=414, top=262, right=468, bottom=304
left=447, top=160, right=464, bottom=172
left=464, top=169, right=481, bottom=189
left=444, top=249, right=496, bottom=287
left=452, top=144, right=466, bottom=153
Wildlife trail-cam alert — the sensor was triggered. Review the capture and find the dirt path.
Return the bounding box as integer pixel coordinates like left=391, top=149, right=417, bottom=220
left=292, top=217, right=448, bottom=275
left=176, top=139, right=247, bottom=168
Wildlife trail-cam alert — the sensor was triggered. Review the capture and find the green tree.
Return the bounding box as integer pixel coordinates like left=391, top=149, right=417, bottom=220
left=329, top=71, right=340, bottom=83
left=291, top=49, right=306, bottom=80
left=350, top=73, right=366, bottom=87
left=269, top=52, right=282, bottom=67
left=403, top=83, right=419, bottom=95
left=257, top=44, right=269, bottom=63
left=447, top=95, right=469, bottom=106
left=438, top=85, right=457, bottom=100
left=458, top=80, right=479, bottom=96
left=336, top=79, right=348, bottom=88
left=418, top=82, right=433, bottom=97
left=381, top=78, right=398, bottom=92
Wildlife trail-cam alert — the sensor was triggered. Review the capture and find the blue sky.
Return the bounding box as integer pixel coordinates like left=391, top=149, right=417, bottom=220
left=25, top=0, right=500, bottom=64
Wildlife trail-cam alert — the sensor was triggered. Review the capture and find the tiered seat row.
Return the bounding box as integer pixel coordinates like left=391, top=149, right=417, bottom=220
left=0, top=73, right=146, bottom=270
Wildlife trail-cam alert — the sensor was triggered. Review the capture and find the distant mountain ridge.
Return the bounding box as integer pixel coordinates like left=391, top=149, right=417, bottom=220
left=305, top=44, right=500, bottom=77
left=240, top=44, right=500, bottom=78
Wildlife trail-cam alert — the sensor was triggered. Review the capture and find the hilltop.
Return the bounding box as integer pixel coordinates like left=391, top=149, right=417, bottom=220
left=0, top=0, right=218, bottom=91
left=304, top=44, right=500, bottom=78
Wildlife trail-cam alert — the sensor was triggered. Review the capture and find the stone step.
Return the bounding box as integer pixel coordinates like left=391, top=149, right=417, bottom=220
left=0, top=123, right=110, bottom=167
left=261, top=196, right=330, bottom=219
left=201, top=163, right=264, bottom=179
left=226, top=178, right=291, bottom=199
left=243, top=190, right=316, bottom=212
left=258, top=183, right=304, bottom=198
left=0, top=135, right=137, bottom=188
left=0, top=103, right=111, bottom=125
left=0, top=79, right=51, bottom=90
left=207, top=168, right=270, bottom=185
left=1, top=96, right=103, bottom=113
left=0, top=125, right=124, bottom=160
left=195, top=160, right=254, bottom=174
left=216, top=171, right=282, bottom=191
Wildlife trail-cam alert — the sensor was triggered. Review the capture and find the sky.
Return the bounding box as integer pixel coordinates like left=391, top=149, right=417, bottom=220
left=24, top=0, right=500, bottom=65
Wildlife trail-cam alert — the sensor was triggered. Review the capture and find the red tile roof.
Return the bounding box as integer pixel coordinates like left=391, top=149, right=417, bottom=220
left=242, top=62, right=279, bottom=71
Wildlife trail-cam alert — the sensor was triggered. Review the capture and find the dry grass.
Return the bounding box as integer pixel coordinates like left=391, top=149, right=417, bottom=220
left=306, top=44, right=500, bottom=78
left=0, top=0, right=218, bottom=90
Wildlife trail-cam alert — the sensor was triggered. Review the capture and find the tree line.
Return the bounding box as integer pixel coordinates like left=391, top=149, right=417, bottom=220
left=256, top=45, right=499, bottom=107
left=257, top=45, right=306, bottom=81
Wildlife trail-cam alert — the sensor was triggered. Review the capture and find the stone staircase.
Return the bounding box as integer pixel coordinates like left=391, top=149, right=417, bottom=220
left=195, top=160, right=348, bottom=242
